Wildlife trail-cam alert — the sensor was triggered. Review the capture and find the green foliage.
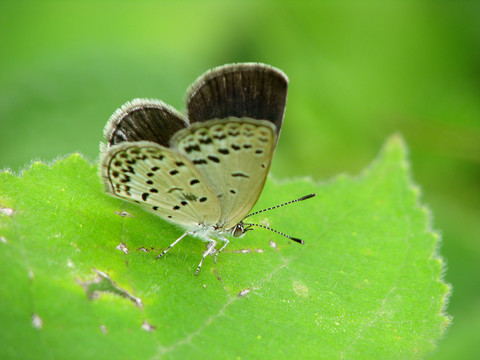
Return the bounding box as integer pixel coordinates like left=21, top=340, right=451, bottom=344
left=0, top=136, right=449, bottom=359
left=1, top=2, right=478, bottom=358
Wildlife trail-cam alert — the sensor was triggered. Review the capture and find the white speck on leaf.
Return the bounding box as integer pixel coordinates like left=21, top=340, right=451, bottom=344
left=32, top=314, right=43, bottom=330
left=238, top=289, right=251, bottom=298
left=115, top=211, right=135, bottom=218
left=116, top=242, right=129, bottom=254
left=141, top=320, right=156, bottom=332
left=0, top=207, right=14, bottom=216
left=292, top=280, right=309, bottom=298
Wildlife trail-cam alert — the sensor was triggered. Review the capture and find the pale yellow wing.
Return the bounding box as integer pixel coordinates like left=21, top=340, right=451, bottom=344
left=99, top=141, right=221, bottom=228
left=171, top=118, right=276, bottom=230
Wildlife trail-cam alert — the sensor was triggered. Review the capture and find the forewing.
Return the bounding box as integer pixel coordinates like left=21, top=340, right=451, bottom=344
left=185, top=63, right=288, bottom=142
left=100, top=141, right=221, bottom=228
left=171, top=118, right=276, bottom=229
left=101, top=99, right=188, bottom=151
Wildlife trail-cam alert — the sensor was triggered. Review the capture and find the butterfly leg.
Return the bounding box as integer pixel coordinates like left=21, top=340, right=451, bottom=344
left=214, top=236, right=230, bottom=264
left=155, top=231, right=192, bottom=260
left=195, top=238, right=217, bottom=275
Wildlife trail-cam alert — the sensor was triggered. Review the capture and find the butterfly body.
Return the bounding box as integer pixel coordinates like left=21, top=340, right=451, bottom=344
left=99, top=63, right=309, bottom=274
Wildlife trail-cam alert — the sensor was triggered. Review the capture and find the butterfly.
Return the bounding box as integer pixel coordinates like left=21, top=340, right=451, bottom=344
left=99, top=63, right=315, bottom=275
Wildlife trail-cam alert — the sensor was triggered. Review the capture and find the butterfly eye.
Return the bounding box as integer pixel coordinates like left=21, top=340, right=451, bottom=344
left=232, top=223, right=247, bottom=237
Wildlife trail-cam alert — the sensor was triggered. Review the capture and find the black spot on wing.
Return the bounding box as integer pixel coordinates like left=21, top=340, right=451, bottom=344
left=207, top=155, right=220, bottom=163
left=199, top=137, right=212, bottom=144
left=213, top=134, right=227, bottom=140
left=184, top=144, right=201, bottom=153
left=167, top=187, right=184, bottom=193
left=122, top=166, right=135, bottom=174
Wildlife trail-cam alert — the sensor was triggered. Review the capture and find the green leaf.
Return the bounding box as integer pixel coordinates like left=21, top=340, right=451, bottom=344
left=0, top=135, right=449, bottom=359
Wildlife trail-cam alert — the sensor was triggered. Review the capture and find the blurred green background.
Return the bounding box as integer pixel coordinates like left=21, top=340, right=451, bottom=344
left=1, top=1, right=478, bottom=358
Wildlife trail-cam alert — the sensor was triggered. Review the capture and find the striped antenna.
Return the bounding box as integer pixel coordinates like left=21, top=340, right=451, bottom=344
left=244, top=193, right=316, bottom=219
left=242, top=193, right=316, bottom=244
left=243, top=222, right=305, bottom=244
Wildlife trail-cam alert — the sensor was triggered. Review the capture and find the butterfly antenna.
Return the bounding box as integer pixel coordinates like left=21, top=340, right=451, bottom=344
left=244, top=193, right=316, bottom=219
left=242, top=193, right=316, bottom=244
left=243, top=222, right=305, bottom=244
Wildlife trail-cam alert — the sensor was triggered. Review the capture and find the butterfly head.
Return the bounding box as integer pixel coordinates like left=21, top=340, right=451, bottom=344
left=230, top=222, right=254, bottom=238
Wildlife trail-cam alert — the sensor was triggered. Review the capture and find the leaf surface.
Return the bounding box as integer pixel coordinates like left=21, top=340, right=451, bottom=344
left=0, top=136, right=450, bottom=359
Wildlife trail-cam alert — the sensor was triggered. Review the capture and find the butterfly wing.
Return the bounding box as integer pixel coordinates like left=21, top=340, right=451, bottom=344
left=185, top=63, right=288, bottom=142
left=101, top=99, right=188, bottom=151
left=99, top=141, right=221, bottom=229
left=100, top=63, right=286, bottom=231
left=171, top=118, right=276, bottom=229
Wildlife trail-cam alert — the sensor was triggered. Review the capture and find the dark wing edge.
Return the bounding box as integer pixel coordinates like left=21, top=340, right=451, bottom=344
left=100, top=98, right=188, bottom=153
left=185, top=63, right=288, bottom=139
